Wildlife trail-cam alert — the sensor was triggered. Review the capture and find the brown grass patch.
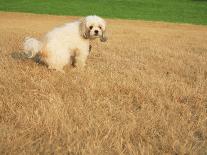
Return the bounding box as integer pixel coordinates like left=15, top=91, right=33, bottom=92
left=0, top=12, right=207, bottom=154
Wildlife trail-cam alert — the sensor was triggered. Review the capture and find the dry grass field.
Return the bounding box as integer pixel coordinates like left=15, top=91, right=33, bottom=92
left=0, top=12, right=207, bottom=155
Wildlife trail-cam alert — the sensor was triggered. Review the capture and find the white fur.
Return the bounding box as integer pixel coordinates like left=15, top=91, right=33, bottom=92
left=23, top=37, right=42, bottom=58
left=23, top=15, right=107, bottom=72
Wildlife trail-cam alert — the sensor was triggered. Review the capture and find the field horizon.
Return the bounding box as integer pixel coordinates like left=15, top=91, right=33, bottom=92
left=0, top=12, right=207, bottom=154
left=0, top=0, right=207, bottom=25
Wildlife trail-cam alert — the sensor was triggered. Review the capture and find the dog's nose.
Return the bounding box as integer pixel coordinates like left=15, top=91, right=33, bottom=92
left=94, top=30, right=98, bottom=34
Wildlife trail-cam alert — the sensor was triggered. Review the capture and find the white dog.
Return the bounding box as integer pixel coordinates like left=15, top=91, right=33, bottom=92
left=23, top=15, right=107, bottom=72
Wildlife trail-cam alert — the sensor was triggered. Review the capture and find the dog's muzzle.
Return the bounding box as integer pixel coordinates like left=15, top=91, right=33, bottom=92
left=94, top=30, right=99, bottom=36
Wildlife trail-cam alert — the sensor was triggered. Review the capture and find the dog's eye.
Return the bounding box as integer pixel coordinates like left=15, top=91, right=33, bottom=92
left=99, top=26, right=102, bottom=29
left=89, top=26, right=93, bottom=30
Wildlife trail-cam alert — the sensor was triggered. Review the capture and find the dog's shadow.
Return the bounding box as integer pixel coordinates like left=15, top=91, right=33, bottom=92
left=11, top=51, right=42, bottom=64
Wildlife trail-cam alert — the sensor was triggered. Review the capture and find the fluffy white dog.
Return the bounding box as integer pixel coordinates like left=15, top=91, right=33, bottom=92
left=23, top=15, right=107, bottom=72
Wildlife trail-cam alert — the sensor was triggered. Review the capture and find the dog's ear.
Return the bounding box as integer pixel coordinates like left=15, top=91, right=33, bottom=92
left=79, top=18, right=90, bottom=39
left=100, top=28, right=108, bottom=42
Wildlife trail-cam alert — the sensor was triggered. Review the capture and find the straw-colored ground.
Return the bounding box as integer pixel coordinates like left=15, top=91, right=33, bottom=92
left=0, top=12, right=207, bottom=155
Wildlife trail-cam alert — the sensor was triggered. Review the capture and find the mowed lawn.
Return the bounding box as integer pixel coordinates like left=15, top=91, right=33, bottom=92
left=0, top=0, right=207, bottom=25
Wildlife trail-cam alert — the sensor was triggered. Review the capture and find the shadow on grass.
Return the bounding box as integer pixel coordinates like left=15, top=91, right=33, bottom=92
left=11, top=51, right=42, bottom=64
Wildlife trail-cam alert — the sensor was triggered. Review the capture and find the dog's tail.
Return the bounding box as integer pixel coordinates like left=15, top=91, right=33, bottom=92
left=23, top=37, right=42, bottom=58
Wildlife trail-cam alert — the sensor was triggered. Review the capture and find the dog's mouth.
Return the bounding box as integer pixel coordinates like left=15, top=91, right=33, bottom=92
left=89, top=30, right=101, bottom=38
left=90, top=34, right=100, bottom=39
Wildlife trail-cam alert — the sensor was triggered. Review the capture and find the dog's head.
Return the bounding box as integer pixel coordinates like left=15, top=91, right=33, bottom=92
left=79, top=15, right=107, bottom=42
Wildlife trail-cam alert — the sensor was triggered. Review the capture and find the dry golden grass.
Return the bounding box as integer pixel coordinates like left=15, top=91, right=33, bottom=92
left=0, top=12, right=207, bottom=155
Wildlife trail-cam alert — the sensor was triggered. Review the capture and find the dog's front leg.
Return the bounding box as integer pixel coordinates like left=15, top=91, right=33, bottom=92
left=74, top=49, right=89, bottom=68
